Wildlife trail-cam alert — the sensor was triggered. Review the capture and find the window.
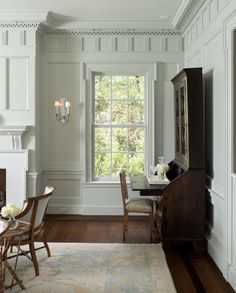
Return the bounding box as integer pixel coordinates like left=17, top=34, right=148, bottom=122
left=93, top=74, right=145, bottom=180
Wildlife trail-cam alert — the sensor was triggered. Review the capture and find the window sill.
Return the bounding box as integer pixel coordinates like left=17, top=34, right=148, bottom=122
left=83, top=181, right=128, bottom=188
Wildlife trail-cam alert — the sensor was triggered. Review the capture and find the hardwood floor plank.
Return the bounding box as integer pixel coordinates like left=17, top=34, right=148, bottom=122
left=188, top=253, right=235, bottom=293
left=44, top=215, right=235, bottom=293
left=165, top=250, right=198, bottom=293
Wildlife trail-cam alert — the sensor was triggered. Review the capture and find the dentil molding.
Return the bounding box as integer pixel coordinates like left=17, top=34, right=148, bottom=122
left=0, top=21, right=40, bottom=28
left=44, top=28, right=182, bottom=37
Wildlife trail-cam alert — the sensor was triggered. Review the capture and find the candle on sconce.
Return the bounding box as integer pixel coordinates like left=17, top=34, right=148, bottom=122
left=54, top=100, right=60, bottom=114
left=54, top=97, right=71, bottom=124
left=66, top=101, right=70, bottom=114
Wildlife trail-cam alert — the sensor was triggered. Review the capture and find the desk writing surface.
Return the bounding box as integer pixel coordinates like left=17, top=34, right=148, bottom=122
left=129, top=176, right=168, bottom=196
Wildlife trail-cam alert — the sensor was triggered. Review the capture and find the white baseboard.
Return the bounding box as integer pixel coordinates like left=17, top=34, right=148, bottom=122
left=47, top=204, right=83, bottom=215
left=47, top=204, right=123, bottom=215
left=229, top=266, right=236, bottom=291
left=207, top=237, right=227, bottom=277
left=82, top=206, right=123, bottom=215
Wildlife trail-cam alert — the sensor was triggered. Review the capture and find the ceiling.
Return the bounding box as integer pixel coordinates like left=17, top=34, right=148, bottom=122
left=0, top=0, right=204, bottom=29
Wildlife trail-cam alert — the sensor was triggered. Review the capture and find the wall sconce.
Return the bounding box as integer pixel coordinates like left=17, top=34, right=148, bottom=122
left=54, top=97, right=70, bottom=124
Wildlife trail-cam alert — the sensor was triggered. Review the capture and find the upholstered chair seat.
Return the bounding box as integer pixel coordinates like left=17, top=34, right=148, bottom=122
left=125, top=197, right=153, bottom=213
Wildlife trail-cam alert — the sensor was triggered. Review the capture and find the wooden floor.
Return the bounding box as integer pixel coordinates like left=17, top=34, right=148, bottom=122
left=44, top=215, right=235, bottom=293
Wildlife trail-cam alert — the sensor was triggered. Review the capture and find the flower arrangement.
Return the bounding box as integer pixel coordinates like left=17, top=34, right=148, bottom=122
left=156, top=162, right=169, bottom=180
left=1, top=203, right=21, bottom=218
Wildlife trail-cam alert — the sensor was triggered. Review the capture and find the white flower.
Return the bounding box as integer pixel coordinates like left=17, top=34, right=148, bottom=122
left=156, top=163, right=169, bottom=175
left=1, top=203, right=21, bottom=218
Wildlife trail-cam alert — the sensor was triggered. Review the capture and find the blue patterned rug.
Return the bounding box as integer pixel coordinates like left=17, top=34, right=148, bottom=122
left=7, top=243, right=176, bottom=293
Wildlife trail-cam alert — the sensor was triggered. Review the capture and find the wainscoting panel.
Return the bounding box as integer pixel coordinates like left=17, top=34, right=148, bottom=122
left=43, top=62, right=81, bottom=171
left=0, top=57, right=6, bottom=110
left=0, top=57, right=29, bottom=111
left=83, top=183, right=124, bottom=215
left=8, top=57, right=28, bottom=110
left=206, top=187, right=225, bottom=272
left=230, top=175, right=236, bottom=288
left=44, top=171, right=83, bottom=214
left=183, top=0, right=230, bottom=50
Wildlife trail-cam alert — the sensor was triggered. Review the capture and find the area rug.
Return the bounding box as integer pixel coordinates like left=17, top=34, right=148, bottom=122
left=6, top=243, right=176, bottom=293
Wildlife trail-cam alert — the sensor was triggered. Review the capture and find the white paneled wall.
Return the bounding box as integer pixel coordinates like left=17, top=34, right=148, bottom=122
left=0, top=20, right=45, bottom=199
left=41, top=29, right=183, bottom=215
left=1, top=4, right=236, bottom=289
left=0, top=26, right=183, bottom=216
left=184, top=0, right=236, bottom=289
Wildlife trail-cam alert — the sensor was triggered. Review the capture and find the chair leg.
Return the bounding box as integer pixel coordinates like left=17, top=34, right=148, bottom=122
left=43, top=240, right=51, bottom=257
left=149, top=212, right=154, bottom=242
left=29, top=241, right=39, bottom=276
left=123, top=210, right=128, bottom=241
left=125, top=211, right=128, bottom=232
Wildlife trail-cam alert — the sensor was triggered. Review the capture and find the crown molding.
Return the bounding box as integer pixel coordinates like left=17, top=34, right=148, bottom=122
left=172, top=0, right=192, bottom=28
left=44, top=10, right=174, bottom=30
left=43, top=28, right=181, bottom=37
left=0, top=11, right=48, bottom=22
left=0, top=11, right=48, bottom=29
left=172, top=0, right=206, bottom=31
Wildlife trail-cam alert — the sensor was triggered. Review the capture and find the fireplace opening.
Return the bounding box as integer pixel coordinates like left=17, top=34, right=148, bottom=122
left=0, top=169, right=6, bottom=210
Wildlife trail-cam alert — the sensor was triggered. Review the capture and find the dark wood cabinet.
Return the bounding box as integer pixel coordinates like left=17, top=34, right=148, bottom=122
left=157, top=68, right=205, bottom=249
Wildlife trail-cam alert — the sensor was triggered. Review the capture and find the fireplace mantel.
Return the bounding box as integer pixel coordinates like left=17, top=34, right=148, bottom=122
left=0, top=126, right=30, bottom=150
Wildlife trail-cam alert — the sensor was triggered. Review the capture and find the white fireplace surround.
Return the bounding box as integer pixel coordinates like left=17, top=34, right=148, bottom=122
left=0, top=126, right=29, bottom=207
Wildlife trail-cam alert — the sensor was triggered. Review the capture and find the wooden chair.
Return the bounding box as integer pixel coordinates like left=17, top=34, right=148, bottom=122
left=119, top=171, right=154, bottom=241
left=1, top=220, right=30, bottom=291
left=9, top=186, right=55, bottom=276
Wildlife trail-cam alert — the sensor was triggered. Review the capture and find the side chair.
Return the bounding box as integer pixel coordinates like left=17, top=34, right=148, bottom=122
left=119, top=171, right=154, bottom=242
left=9, top=186, right=55, bottom=276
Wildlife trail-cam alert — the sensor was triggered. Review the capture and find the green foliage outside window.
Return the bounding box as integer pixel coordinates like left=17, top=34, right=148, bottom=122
left=94, top=75, right=145, bottom=177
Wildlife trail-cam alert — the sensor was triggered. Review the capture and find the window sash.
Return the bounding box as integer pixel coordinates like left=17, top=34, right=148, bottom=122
left=93, top=74, right=146, bottom=180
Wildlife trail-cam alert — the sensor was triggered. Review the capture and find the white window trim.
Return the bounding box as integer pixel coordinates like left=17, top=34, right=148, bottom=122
left=83, top=62, right=157, bottom=183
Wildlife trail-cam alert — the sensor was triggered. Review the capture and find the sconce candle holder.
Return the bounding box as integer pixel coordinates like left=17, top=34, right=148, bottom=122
left=54, top=97, right=70, bottom=124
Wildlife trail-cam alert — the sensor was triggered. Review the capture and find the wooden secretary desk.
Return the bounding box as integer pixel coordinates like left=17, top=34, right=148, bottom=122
left=131, top=68, right=205, bottom=250
left=161, top=67, right=205, bottom=249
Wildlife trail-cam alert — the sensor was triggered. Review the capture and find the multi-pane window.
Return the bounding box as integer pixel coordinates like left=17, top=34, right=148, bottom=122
left=93, top=75, right=145, bottom=179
